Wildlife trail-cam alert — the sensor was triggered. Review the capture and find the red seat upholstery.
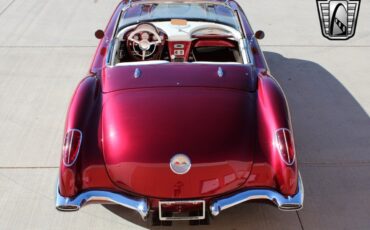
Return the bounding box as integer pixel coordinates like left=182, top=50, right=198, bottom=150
left=193, top=39, right=236, bottom=48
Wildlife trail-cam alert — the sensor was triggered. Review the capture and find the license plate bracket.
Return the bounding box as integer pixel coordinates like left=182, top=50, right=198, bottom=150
left=158, top=200, right=206, bottom=221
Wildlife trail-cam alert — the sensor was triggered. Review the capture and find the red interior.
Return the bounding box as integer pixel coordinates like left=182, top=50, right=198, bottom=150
left=194, top=40, right=236, bottom=48
left=167, top=39, right=237, bottom=62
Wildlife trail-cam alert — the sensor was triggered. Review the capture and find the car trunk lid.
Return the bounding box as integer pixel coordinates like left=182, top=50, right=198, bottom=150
left=101, top=86, right=256, bottom=199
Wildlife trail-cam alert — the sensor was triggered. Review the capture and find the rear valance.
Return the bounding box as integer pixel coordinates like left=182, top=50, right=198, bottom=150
left=102, top=63, right=256, bottom=93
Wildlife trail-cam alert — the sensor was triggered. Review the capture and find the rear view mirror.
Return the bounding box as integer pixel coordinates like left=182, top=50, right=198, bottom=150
left=255, top=30, right=265, bottom=40
left=95, top=30, right=105, bottom=39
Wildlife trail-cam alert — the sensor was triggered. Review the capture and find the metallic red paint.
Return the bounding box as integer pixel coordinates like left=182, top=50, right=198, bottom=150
left=101, top=87, right=255, bottom=198
left=256, top=73, right=298, bottom=196
left=58, top=0, right=301, bottom=216
left=102, top=64, right=256, bottom=93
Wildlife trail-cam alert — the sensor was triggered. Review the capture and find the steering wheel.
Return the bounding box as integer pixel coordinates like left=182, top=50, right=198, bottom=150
left=127, top=23, right=163, bottom=61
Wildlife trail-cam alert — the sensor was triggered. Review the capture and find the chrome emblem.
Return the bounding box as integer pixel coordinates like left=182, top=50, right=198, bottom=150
left=317, top=0, right=361, bottom=40
left=170, top=154, right=191, bottom=175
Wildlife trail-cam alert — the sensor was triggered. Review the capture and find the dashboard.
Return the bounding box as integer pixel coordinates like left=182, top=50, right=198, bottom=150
left=113, top=20, right=246, bottom=64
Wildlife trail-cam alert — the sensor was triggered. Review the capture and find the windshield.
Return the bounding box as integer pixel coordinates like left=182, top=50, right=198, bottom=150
left=118, top=3, right=240, bottom=29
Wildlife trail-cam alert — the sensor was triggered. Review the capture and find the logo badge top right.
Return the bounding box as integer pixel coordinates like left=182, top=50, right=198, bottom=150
left=317, top=0, right=361, bottom=40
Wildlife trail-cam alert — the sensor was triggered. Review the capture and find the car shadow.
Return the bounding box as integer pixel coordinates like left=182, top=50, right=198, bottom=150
left=103, top=52, right=370, bottom=229
left=264, top=51, right=370, bottom=165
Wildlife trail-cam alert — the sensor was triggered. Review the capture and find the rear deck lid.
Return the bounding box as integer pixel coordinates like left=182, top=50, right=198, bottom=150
left=101, top=87, right=256, bottom=198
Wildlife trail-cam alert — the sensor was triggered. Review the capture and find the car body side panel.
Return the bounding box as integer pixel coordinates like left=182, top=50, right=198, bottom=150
left=59, top=77, right=116, bottom=197
left=255, top=73, right=298, bottom=196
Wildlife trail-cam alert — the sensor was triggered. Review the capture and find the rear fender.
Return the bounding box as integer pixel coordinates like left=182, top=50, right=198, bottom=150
left=59, top=77, right=100, bottom=197
left=256, top=73, right=298, bottom=196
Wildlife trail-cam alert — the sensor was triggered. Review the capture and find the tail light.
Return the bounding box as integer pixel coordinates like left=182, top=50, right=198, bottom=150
left=274, top=128, right=296, bottom=165
left=62, top=129, right=82, bottom=167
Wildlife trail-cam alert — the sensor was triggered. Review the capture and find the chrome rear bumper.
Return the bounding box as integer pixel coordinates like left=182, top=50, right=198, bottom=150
left=55, top=182, right=149, bottom=220
left=56, top=173, right=303, bottom=221
left=210, top=173, right=304, bottom=216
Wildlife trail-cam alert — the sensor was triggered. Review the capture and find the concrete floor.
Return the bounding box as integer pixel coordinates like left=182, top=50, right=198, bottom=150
left=0, top=0, right=369, bottom=229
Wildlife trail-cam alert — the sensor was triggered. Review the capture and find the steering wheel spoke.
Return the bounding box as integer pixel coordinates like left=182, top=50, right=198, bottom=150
left=129, top=37, right=140, bottom=44
left=149, top=41, right=162, bottom=46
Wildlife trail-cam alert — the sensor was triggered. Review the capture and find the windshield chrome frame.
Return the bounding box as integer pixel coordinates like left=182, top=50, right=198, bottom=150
left=106, top=0, right=253, bottom=66
left=121, top=0, right=238, bottom=28
left=127, top=0, right=232, bottom=7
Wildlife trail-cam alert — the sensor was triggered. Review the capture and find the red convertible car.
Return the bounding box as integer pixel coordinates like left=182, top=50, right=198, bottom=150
left=56, top=0, right=303, bottom=225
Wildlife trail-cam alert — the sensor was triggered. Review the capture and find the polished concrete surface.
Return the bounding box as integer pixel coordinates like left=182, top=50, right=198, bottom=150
left=0, top=0, right=369, bottom=229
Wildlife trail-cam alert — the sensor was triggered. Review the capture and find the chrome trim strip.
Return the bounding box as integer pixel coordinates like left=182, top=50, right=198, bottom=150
left=210, top=173, right=304, bottom=216
left=158, top=200, right=206, bottom=221
left=128, top=1, right=232, bottom=9
left=240, top=38, right=252, bottom=64
left=56, top=182, right=149, bottom=220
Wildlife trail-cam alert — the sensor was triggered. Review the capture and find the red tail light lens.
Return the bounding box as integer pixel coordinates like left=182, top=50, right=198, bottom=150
left=274, top=128, right=296, bottom=165
left=62, top=129, right=82, bottom=167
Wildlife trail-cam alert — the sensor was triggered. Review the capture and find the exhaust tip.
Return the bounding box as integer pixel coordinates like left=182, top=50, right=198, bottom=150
left=56, top=205, right=80, bottom=212
left=279, top=204, right=303, bottom=211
